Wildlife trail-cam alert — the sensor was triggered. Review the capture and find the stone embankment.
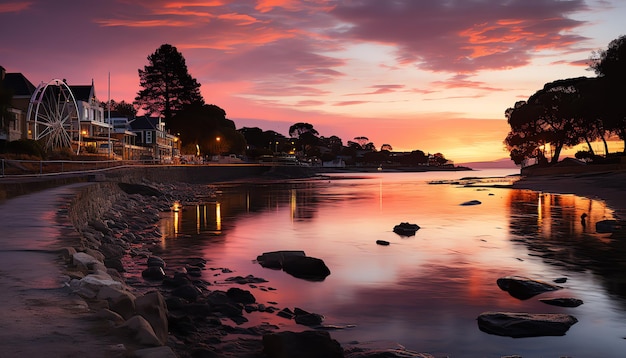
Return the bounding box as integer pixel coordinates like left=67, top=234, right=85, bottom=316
left=57, top=174, right=433, bottom=357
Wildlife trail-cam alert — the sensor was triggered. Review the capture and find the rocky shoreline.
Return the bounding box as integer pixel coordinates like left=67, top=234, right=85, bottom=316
left=57, top=180, right=438, bottom=358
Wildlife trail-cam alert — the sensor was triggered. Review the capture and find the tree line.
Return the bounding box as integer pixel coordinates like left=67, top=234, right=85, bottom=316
left=125, top=44, right=449, bottom=166
left=505, top=35, right=626, bottom=165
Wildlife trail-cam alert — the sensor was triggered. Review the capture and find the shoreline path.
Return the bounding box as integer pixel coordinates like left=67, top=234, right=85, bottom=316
left=0, top=183, right=123, bottom=357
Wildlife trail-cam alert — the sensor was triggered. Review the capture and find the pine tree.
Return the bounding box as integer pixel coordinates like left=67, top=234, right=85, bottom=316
left=134, top=44, right=204, bottom=124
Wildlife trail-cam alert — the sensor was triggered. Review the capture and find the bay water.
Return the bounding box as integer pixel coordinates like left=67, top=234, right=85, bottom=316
left=153, top=169, right=626, bottom=357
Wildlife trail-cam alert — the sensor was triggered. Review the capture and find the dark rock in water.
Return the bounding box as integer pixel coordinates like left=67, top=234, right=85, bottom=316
left=142, top=266, right=165, bottom=280
left=263, top=330, right=343, bottom=358
left=376, top=240, right=390, bottom=246
left=460, top=200, right=482, bottom=206
left=171, top=284, right=201, bottom=302
left=393, top=222, right=420, bottom=236
left=554, top=277, right=567, bottom=284
left=539, top=298, right=583, bottom=307
left=496, top=276, right=562, bottom=300
left=282, top=255, right=331, bottom=281
left=257, top=250, right=330, bottom=281
left=477, top=311, right=578, bottom=338
left=257, top=250, right=306, bottom=269
left=295, top=312, right=324, bottom=326
left=596, top=219, right=621, bottom=233
left=118, top=182, right=164, bottom=197
left=163, top=272, right=192, bottom=288
left=277, top=307, right=295, bottom=319
left=147, top=256, right=166, bottom=268
left=225, top=274, right=269, bottom=284
left=227, top=287, right=256, bottom=304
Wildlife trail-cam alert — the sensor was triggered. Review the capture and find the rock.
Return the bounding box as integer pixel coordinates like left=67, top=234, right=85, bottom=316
left=224, top=275, right=269, bottom=284
left=147, top=256, right=166, bottom=268
left=477, top=311, right=578, bottom=338
left=263, top=331, right=343, bottom=358
left=554, top=277, right=567, bottom=284
left=72, top=252, right=101, bottom=272
left=74, top=273, right=123, bottom=298
left=117, top=315, right=162, bottom=346
left=295, top=312, right=324, bottom=326
left=460, top=200, right=482, bottom=206
left=257, top=250, right=306, bottom=269
left=100, top=243, right=127, bottom=259
left=596, top=219, right=621, bottom=233
left=376, top=240, right=390, bottom=246
left=226, top=287, right=256, bottom=304
left=89, top=219, right=112, bottom=235
left=96, top=308, right=125, bottom=326
left=58, top=247, right=77, bottom=262
left=257, top=250, right=330, bottom=281
left=282, top=256, right=331, bottom=281
left=393, top=222, right=420, bottom=236
left=496, top=276, right=562, bottom=300
left=135, top=291, right=169, bottom=345
left=97, top=286, right=137, bottom=320
left=539, top=298, right=584, bottom=307
left=117, top=182, right=164, bottom=197
left=171, top=284, right=201, bottom=302
left=142, top=266, right=166, bottom=281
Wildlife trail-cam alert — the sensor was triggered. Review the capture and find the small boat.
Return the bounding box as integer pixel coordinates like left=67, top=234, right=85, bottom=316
left=393, top=222, right=420, bottom=236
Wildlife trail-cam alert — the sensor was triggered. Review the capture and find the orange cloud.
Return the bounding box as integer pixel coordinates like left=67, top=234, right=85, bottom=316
left=0, top=1, right=31, bottom=13
left=96, top=18, right=192, bottom=27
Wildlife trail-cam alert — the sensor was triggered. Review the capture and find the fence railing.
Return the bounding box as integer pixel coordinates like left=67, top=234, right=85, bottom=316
left=0, top=158, right=162, bottom=178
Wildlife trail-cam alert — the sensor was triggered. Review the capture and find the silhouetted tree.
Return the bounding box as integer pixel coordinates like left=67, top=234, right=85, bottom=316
left=101, top=100, right=137, bottom=118
left=381, top=144, right=393, bottom=151
left=169, top=103, right=244, bottom=155
left=135, top=44, right=204, bottom=125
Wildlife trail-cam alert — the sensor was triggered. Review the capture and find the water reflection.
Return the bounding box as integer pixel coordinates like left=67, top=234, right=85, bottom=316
left=153, top=171, right=626, bottom=357
left=507, top=190, right=626, bottom=303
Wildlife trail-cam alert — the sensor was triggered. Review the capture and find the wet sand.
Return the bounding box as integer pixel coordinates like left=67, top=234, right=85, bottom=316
left=512, top=170, right=626, bottom=219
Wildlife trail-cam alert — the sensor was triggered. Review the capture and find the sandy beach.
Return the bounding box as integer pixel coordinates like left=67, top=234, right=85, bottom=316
left=512, top=170, right=626, bottom=219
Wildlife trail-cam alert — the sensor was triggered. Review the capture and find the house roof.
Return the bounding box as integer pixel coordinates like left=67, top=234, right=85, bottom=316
left=69, top=85, right=94, bottom=102
left=130, top=115, right=160, bottom=130
left=2, top=72, right=36, bottom=97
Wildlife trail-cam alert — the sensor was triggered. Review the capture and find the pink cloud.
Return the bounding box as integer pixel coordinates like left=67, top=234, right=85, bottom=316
left=330, top=0, right=590, bottom=73
left=333, top=100, right=368, bottom=106
left=0, top=2, right=31, bottom=13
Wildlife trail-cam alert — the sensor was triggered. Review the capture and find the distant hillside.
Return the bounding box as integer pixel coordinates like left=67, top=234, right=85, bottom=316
left=458, top=158, right=519, bottom=169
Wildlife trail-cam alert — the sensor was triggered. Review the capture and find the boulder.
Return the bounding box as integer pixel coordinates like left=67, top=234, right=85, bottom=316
left=477, top=311, right=578, bottom=338
left=376, top=240, right=390, bottom=246
left=263, top=331, right=343, bottom=358
left=171, top=284, right=201, bottom=302
left=72, top=252, right=101, bottom=272
left=539, top=298, right=584, bottom=307
left=282, top=256, right=331, bottom=281
left=596, top=219, right=621, bottom=233
left=460, top=200, right=482, bottom=206
left=393, top=222, right=420, bottom=236
left=257, top=250, right=306, bottom=269
left=73, top=273, right=123, bottom=298
left=117, top=315, right=162, bottom=346
left=117, top=182, right=164, bottom=197
left=496, top=276, right=562, bottom=300
left=97, top=286, right=137, bottom=320
left=136, top=291, right=169, bottom=345
left=147, top=256, right=166, bottom=268
left=257, top=250, right=331, bottom=281
left=142, top=266, right=166, bottom=281
left=227, top=287, right=256, bottom=304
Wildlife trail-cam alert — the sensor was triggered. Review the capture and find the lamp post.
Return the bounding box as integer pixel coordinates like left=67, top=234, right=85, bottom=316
left=216, top=137, right=221, bottom=155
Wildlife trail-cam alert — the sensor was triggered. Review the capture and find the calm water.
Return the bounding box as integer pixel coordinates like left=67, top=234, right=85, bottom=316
left=153, top=169, right=626, bottom=357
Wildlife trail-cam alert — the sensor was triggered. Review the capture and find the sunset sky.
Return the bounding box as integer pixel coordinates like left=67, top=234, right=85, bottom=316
left=1, top=0, right=624, bottom=162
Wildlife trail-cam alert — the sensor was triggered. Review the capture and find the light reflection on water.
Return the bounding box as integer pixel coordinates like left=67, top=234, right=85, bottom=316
left=155, top=169, right=626, bottom=357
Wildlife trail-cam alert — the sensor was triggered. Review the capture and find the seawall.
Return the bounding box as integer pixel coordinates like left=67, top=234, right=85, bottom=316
left=0, top=164, right=276, bottom=201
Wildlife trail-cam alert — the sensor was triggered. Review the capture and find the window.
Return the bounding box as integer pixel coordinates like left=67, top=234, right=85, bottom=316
left=145, top=131, right=153, bottom=144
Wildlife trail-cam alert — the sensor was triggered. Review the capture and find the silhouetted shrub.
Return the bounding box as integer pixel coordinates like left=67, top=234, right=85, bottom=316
left=5, top=139, right=45, bottom=159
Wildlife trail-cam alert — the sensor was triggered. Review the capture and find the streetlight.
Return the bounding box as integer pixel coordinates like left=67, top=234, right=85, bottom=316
left=196, top=144, right=200, bottom=156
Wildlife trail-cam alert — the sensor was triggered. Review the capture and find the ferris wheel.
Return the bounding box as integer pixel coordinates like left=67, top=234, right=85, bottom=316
left=27, top=79, right=81, bottom=153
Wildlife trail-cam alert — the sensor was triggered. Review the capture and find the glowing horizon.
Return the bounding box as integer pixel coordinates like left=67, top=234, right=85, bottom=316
left=1, top=0, right=623, bottom=162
